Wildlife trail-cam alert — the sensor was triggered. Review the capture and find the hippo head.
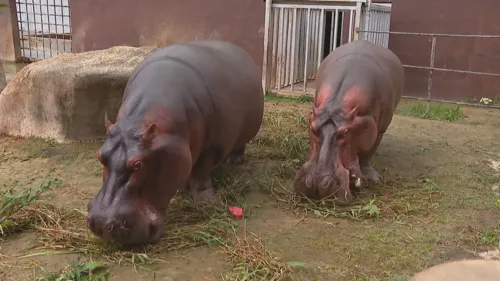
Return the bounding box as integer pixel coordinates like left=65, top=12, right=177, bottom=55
left=87, top=112, right=192, bottom=247
left=293, top=86, right=364, bottom=205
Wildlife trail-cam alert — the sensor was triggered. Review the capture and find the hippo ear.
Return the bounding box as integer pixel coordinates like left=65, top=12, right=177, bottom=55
left=346, top=105, right=359, bottom=121
left=141, top=123, right=158, bottom=146
left=104, top=111, right=114, bottom=134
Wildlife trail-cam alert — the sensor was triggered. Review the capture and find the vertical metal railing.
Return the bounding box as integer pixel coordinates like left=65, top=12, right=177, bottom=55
left=262, top=0, right=366, bottom=95
left=360, top=2, right=391, bottom=47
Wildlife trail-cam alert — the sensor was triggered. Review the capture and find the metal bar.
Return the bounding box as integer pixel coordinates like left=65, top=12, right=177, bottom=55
left=353, top=2, right=362, bottom=41
left=358, top=30, right=500, bottom=38
left=303, top=8, right=311, bottom=91
left=426, top=37, right=437, bottom=106
left=286, top=8, right=292, bottom=87
left=53, top=0, right=58, bottom=54
left=311, top=10, right=318, bottom=76
left=348, top=10, right=353, bottom=42
left=364, top=0, right=371, bottom=41
left=402, top=96, right=500, bottom=110
left=271, top=7, right=279, bottom=89
left=273, top=4, right=359, bottom=10
left=317, top=9, right=325, bottom=69
left=402, top=64, right=500, bottom=77
left=290, top=8, right=297, bottom=90
left=329, top=11, right=334, bottom=51
left=384, top=11, right=390, bottom=46
left=24, top=0, right=31, bottom=59
left=333, top=9, right=339, bottom=50
left=281, top=8, right=288, bottom=87
left=339, top=11, right=344, bottom=44
left=45, top=0, right=52, bottom=58
left=277, top=7, right=284, bottom=90
left=261, top=0, right=273, bottom=94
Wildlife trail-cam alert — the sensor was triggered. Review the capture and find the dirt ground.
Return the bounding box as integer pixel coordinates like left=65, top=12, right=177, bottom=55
left=1, top=98, right=500, bottom=281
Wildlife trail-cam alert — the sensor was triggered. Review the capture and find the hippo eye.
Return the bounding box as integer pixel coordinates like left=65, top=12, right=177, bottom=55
left=133, top=161, right=143, bottom=171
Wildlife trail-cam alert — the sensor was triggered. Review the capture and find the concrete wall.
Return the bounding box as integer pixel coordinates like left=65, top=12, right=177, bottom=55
left=389, top=0, right=500, bottom=102
left=0, top=0, right=21, bottom=61
left=70, top=0, right=266, bottom=68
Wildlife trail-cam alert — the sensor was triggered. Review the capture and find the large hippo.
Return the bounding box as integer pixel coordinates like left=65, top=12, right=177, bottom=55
left=87, top=40, right=264, bottom=246
left=294, top=39, right=404, bottom=204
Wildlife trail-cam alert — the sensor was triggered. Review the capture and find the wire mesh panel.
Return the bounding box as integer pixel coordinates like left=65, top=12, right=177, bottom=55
left=360, top=3, right=391, bottom=47
left=15, top=0, right=71, bottom=62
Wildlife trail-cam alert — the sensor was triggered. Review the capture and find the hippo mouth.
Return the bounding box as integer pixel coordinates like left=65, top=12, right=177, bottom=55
left=293, top=160, right=362, bottom=205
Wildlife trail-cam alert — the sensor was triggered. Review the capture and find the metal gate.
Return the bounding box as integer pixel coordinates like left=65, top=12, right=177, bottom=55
left=261, top=0, right=365, bottom=96
left=360, top=2, right=391, bottom=47
left=15, top=0, right=71, bottom=62
left=261, top=0, right=394, bottom=96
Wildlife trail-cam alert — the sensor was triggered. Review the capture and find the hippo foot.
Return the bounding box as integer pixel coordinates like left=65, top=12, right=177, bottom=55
left=192, top=188, right=219, bottom=205
left=361, top=165, right=382, bottom=183
left=225, top=148, right=245, bottom=165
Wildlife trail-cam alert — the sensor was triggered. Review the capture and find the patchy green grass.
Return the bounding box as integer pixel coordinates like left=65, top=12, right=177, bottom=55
left=35, top=260, right=110, bottom=281
left=0, top=176, right=62, bottom=236
left=264, top=92, right=314, bottom=104
left=480, top=229, right=500, bottom=246
left=396, top=101, right=464, bottom=122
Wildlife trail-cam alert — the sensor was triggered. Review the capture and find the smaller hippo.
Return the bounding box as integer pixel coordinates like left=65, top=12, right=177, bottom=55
left=294, top=40, right=404, bottom=204
left=87, top=40, right=264, bottom=246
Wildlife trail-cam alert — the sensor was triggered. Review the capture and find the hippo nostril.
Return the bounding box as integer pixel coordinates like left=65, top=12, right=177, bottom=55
left=149, top=224, right=158, bottom=236
left=105, top=221, right=116, bottom=233
left=319, top=176, right=332, bottom=189
left=305, top=174, right=314, bottom=188
left=87, top=216, right=103, bottom=237
left=147, top=223, right=163, bottom=244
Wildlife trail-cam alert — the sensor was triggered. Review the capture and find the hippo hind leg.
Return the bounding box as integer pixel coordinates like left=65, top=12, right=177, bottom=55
left=225, top=146, right=246, bottom=165
left=189, top=150, right=220, bottom=205
left=359, top=133, right=384, bottom=183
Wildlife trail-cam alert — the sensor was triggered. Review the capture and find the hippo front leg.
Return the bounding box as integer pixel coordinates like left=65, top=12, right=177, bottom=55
left=189, top=150, right=219, bottom=205
left=358, top=132, right=384, bottom=183
left=225, top=146, right=246, bottom=165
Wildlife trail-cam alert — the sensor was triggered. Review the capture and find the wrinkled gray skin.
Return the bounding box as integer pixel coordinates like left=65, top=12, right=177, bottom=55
left=294, top=40, right=404, bottom=205
left=87, top=40, right=264, bottom=247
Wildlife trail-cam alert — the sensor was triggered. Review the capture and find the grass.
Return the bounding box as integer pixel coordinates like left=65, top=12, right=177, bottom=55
left=1, top=96, right=499, bottom=280
left=480, top=229, right=500, bottom=246
left=35, top=260, right=110, bottom=281
left=0, top=176, right=63, bottom=236
left=396, top=101, right=464, bottom=122
left=264, top=91, right=313, bottom=104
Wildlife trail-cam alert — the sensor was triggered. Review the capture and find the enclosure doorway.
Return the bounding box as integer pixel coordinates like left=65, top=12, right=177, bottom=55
left=261, top=0, right=392, bottom=96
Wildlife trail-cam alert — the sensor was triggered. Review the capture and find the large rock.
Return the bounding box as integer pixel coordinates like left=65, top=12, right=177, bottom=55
left=411, top=259, right=500, bottom=281
left=0, top=46, right=156, bottom=142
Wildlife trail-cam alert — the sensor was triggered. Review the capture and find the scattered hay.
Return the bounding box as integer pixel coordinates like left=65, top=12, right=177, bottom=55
left=221, top=222, right=300, bottom=281
left=259, top=163, right=444, bottom=221
left=6, top=197, right=235, bottom=269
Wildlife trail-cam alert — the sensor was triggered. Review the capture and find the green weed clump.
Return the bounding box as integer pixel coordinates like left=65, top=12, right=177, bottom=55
left=0, top=176, right=62, bottom=236
left=35, top=260, right=110, bottom=281
left=397, top=102, right=464, bottom=122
